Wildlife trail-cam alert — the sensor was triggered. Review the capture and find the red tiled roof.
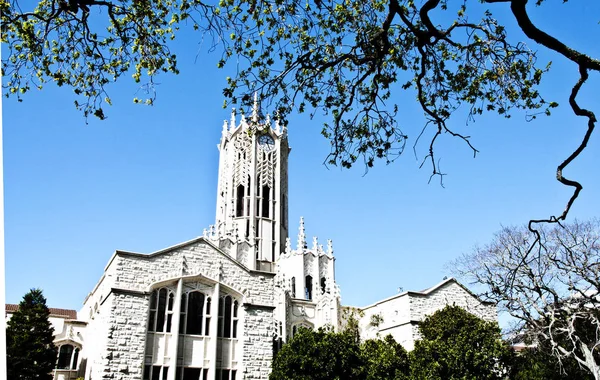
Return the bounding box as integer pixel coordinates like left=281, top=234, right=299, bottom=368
left=5, top=304, right=77, bottom=319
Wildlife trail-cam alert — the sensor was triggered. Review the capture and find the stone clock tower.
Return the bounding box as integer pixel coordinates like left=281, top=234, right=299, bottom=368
left=208, top=94, right=290, bottom=271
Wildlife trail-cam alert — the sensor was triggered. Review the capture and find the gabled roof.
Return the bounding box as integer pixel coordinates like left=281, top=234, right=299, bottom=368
left=5, top=304, right=78, bottom=319
left=360, top=277, right=493, bottom=310
left=105, top=236, right=274, bottom=276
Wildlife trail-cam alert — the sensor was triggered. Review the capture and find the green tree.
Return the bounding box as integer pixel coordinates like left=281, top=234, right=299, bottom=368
left=6, top=288, right=58, bottom=380
left=2, top=1, right=597, bottom=223
left=361, top=334, right=410, bottom=380
left=410, top=305, right=513, bottom=380
left=270, top=327, right=364, bottom=380
left=511, top=347, right=594, bottom=380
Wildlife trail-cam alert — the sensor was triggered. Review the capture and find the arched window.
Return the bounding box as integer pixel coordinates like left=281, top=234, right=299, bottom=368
left=148, top=291, right=157, bottom=332
left=148, top=288, right=173, bottom=332
left=218, top=295, right=239, bottom=338
left=156, top=288, right=167, bottom=332
left=305, top=276, right=313, bottom=300
left=56, top=344, right=74, bottom=369
left=166, top=293, right=174, bottom=332
left=321, top=277, right=327, bottom=294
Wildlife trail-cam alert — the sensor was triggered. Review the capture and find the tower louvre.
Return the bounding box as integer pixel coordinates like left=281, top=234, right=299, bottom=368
left=212, top=101, right=289, bottom=271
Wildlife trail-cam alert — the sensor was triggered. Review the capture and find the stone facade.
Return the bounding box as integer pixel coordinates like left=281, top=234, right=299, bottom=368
left=355, top=278, right=496, bottom=350
left=45, top=98, right=494, bottom=380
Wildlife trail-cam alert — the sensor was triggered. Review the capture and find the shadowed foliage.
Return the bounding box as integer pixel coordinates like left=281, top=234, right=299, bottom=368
left=6, top=288, right=58, bottom=380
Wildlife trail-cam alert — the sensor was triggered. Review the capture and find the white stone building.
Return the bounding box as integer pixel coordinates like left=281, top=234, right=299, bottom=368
left=21, top=98, right=495, bottom=380
left=348, top=277, right=496, bottom=350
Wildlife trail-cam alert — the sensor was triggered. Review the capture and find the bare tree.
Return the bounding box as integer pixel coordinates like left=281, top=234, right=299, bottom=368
left=453, top=219, right=600, bottom=379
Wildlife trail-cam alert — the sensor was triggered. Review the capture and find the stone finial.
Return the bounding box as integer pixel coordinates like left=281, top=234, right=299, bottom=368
left=297, top=217, right=306, bottom=251
left=240, top=113, right=247, bottom=129
left=327, top=239, right=334, bottom=256
left=203, top=228, right=208, bottom=238
left=252, top=92, right=259, bottom=123
left=265, top=113, right=271, bottom=129
left=285, top=237, right=292, bottom=255
left=312, top=236, right=318, bottom=251
left=274, top=115, right=281, bottom=134
left=231, top=108, right=237, bottom=129
left=222, top=120, right=228, bottom=134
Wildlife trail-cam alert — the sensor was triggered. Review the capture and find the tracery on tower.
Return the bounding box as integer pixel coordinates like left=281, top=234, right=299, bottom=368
left=206, top=95, right=289, bottom=271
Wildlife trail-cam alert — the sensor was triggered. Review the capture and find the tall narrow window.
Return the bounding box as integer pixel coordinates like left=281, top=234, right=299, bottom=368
left=282, top=195, right=288, bottom=229
left=179, top=294, right=187, bottom=334
left=232, top=301, right=239, bottom=338
left=256, top=175, right=261, bottom=217
left=291, top=277, right=296, bottom=298
left=186, top=292, right=205, bottom=335
left=217, top=297, right=224, bottom=337
left=148, top=291, right=158, bottom=332
left=321, top=277, right=327, bottom=294
left=156, top=289, right=167, bottom=332
left=236, top=185, right=244, bottom=217
left=261, top=186, right=270, bottom=218
left=166, top=293, right=174, bottom=332
left=72, top=348, right=79, bottom=370
left=305, top=276, right=313, bottom=300
left=205, top=297, right=211, bottom=335
left=223, top=296, right=232, bottom=338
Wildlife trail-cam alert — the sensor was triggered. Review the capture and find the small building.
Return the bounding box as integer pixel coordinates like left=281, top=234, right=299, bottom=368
left=347, top=277, right=496, bottom=350
left=5, top=304, right=86, bottom=380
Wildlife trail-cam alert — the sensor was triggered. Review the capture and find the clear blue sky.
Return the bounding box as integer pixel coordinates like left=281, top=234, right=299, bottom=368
left=3, top=1, right=599, bottom=314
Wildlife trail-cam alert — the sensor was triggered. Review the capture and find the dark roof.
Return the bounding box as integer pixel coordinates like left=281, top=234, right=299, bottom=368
left=5, top=304, right=77, bottom=319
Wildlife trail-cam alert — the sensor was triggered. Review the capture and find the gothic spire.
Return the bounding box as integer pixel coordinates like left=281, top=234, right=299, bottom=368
left=252, top=92, right=259, bottom=123
left=285, top=237, right=292, bottom=255
left=274, top=114, right=281, bottom=134
left=230, top=108, right=237, bottom=129
left=222, top=120, right=228, bottom=135
left=327, top=239, right=334, bottom=256
left=297, top=217, right=306, bottom=251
